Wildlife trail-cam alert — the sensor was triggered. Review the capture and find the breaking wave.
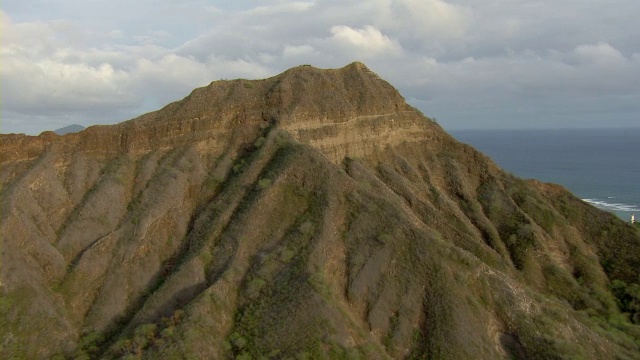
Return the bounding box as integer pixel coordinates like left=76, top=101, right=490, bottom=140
left=582, top=198, right=640, bottom=213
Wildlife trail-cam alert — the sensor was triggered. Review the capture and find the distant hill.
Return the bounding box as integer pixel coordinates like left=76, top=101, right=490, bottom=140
left=1, top=62, right=639, bottom=359
left=54, top=124, right=85, bottom=135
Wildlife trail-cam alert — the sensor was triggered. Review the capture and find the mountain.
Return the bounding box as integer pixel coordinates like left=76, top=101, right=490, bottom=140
left=54, top=124, right=86, bottom=136
left=1, top=62, right=639, bottom=359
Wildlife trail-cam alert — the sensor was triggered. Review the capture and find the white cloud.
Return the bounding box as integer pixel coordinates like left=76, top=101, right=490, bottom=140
left=327, top=25, right=401, bottom=55
left=1, top=15, right=131, bottom=116
left=572, top=42, right=626, bottom=65
left=283, top=44, right=318, bottom=59
left=0, top=9, right=140, bottom=133
left=243, top=1, right=314, bottom=16
left=388, top=0, right=468, bottom=38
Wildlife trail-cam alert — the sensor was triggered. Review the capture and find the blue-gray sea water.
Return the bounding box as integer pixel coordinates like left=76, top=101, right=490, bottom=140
left=451, top=128, right=640, bottom=221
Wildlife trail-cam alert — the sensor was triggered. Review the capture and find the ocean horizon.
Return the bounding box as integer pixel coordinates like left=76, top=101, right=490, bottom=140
left=450, top=127, right=640, bottom=221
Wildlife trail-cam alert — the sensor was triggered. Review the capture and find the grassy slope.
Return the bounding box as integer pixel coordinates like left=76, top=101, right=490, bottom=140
left=3, top=126, right=638, bottom=359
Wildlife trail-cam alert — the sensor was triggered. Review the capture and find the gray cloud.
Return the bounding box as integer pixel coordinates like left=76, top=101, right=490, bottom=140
left=1, top=0, right=639, bottom=134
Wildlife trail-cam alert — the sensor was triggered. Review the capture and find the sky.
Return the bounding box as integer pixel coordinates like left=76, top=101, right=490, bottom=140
left=2, top=0, right=640, bottom=135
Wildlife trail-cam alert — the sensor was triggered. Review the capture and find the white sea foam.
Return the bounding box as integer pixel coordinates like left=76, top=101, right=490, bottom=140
left=582, top=198, right=640, bottom=212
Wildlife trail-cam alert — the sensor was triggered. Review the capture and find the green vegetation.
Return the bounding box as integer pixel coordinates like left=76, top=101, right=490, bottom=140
left=509, top=180, right=558, bottom=232
left=232, top=159, right=248, bottom=174
left=253, top=136, right=266, bottom=148
left=257, top=178, right=272, bottom=190
left=73, top=331, right=105, bottom=358
left=109, top=310, right=185, bottom=359
left=611, top=280, right=640, bottom=324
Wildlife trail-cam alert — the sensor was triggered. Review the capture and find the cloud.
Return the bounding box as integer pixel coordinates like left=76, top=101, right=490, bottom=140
left=282, top=44, right=318, bottom=59
left=2, top=57, right=136, bottom=113
left=243, top=1, right=314, bottom=16
left=326, top=25, right=402, bottom=55
left=392, top=45, right=640, bottom=128
left=387, top=0, right=468, bottom=39
left=572, top=42, right=626, bottom=65
left=0, top=13, right=137, bottom=116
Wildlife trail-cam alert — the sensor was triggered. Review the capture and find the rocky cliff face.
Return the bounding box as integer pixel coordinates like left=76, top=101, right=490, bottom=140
left=1, top=63, right=639, bottom=359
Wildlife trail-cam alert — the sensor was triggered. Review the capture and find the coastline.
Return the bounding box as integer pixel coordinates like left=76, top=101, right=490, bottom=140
left=450, top=127, right=640, bottom=221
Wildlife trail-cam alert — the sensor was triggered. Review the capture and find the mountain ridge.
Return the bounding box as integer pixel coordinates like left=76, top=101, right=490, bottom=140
left=1, top=62, right=639, bottom=359
left=1, top=62, right=418, bottom=164
left=54, top=124, right=86, bottom=136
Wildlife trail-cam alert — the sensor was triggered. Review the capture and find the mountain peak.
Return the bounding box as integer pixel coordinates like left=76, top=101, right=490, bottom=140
left=53, top=124, right=85, bottom=135
left=0, top=62, right=433, bottom=164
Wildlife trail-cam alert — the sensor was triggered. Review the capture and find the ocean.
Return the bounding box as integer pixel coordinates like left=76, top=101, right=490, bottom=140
left=450, top=128, right=640, bottom=221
